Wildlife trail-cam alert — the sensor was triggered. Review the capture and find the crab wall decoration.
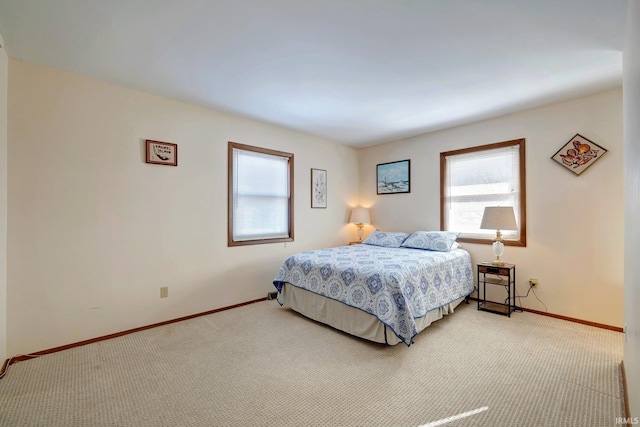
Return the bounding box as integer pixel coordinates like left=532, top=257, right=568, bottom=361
left=551, top=134, right=607, bottom=175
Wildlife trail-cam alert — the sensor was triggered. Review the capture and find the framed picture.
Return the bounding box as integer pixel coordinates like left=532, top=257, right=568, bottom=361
left=146, top=140, right=178, bottom=166
left=311, top=168, right=327, bottom=208
left=377, top=159, right=410, bottom=194
left=551, top=134, right=607, bottom=176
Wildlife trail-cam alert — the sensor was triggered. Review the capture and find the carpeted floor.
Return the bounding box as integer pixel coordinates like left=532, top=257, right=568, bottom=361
left=0, top=300, right=625, bottom=426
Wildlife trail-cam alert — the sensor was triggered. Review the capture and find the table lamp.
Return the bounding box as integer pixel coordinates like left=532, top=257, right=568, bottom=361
left=349, top=207, right=370, bottom=242
left=480, top=206, right=517, bottom=266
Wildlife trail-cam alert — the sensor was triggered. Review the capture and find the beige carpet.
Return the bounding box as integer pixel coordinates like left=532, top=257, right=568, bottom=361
left=0, top=300, right=625, bottom=426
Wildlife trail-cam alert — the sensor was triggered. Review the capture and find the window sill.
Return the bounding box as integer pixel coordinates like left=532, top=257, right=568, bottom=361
left=457, top=237, right=526, bottom=247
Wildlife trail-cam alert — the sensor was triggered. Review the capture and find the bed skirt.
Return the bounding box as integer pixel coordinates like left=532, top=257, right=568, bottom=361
left=279, top=283, right=467, bottom=345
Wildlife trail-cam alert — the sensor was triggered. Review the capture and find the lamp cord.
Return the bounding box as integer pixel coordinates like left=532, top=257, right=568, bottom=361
left=504, top=285, right=548, bottom=312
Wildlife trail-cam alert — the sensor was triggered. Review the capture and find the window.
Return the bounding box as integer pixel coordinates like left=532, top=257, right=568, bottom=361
left=440, top=139, right=526, bottom=246
left=228, top=142, right=294, bottom=246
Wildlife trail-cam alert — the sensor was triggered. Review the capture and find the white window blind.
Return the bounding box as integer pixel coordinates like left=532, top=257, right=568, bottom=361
left=232, top=148, right=290, bottom=241
left=443, top=144, right=521, bottom=241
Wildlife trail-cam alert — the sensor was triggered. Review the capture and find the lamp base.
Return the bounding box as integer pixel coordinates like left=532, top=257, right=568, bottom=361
left=491, top=239, right=505, bottom=266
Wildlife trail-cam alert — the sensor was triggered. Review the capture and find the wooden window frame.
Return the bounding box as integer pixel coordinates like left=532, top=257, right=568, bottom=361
left=440, top=138, right=526, bottom=247
left=228, top=141, right=294, bottom=247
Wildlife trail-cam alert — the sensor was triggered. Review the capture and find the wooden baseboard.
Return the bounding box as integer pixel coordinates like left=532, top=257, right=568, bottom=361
left=521, top=307, right=623, bottom=332
left=0, top=358, right=9, bottom=379
left=0, top=297, right=267, bottom=376
left=468, top=296, right=623, bottom=332
left=2, top=296, right=624, bottom=379
left=621, top=361, right=632, bottom=425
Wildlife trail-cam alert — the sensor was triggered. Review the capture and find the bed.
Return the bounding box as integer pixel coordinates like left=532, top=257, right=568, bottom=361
left=273, top=230, right=474, bottom=346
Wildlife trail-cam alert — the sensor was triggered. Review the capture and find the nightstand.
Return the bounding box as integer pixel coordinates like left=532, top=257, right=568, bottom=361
left=477, top=262, right=519, bottom=317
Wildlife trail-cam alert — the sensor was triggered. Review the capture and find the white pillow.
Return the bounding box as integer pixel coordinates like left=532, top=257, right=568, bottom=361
left=400, top=231, right=460, bottom=252
left=362, top=230, right=410, bottom=248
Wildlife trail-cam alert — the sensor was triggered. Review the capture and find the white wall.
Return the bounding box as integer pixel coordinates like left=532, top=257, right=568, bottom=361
left=0, top=34, right=7, bottom=363
left=6, top=59, right=359, bottom=356
left=624, top=0, right=640, bottom=418
left=358, top=89, right=623, bottom=327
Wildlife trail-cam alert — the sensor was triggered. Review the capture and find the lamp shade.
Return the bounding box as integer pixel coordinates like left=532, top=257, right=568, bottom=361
left=480, top=206, right=517, bottom=231
left=349, top=207, right=370, bottom=225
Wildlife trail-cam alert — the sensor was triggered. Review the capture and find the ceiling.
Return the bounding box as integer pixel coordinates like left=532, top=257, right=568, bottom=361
left=0, top=0, right=628, bottom=147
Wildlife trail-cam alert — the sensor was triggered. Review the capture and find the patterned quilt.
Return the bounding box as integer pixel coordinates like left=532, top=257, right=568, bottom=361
left=273, top=244, right=474, bottom=345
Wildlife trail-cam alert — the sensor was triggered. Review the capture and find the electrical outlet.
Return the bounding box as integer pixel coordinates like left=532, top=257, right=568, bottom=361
left=160, top=286, right=169, bottom=298
left=267, top=291, right=278, bottom=300
left=529, top=278, right=538, bottom=288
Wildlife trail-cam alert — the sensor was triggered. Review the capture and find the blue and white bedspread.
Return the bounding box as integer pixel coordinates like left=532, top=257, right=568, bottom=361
left=273, top=244, right=474, bottom=346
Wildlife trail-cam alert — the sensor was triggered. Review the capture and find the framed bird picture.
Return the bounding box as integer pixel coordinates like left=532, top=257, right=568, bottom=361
left=551, top=134, right=607, bottom=176
left=146, top=140, right=177, bottom=166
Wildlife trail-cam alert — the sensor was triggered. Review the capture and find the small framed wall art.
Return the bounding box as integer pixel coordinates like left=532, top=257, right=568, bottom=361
left=146, top=140, right=178, bottom=166
left=377, top=159, right=410, bottom=194
left=311, top=168, right=327, bottom=208
left=551, top=134, right=607, bottom=176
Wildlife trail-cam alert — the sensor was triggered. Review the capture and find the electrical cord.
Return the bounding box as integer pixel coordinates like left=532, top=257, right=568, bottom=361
left=530, top=287, right=548, bottom=312
left=503, top=284, right=548, bottom=312
left=0, top=354, right=40, bottom=381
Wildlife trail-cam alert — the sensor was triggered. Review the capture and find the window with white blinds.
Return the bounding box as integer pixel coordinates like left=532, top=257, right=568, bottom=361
left=228, top=142, right=294, bottom=246
left=440, top=139, right=526, bottom=246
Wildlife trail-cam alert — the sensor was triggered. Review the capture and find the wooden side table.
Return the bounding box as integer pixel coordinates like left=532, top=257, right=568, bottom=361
left=477, top=262, right=519, bottom=317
